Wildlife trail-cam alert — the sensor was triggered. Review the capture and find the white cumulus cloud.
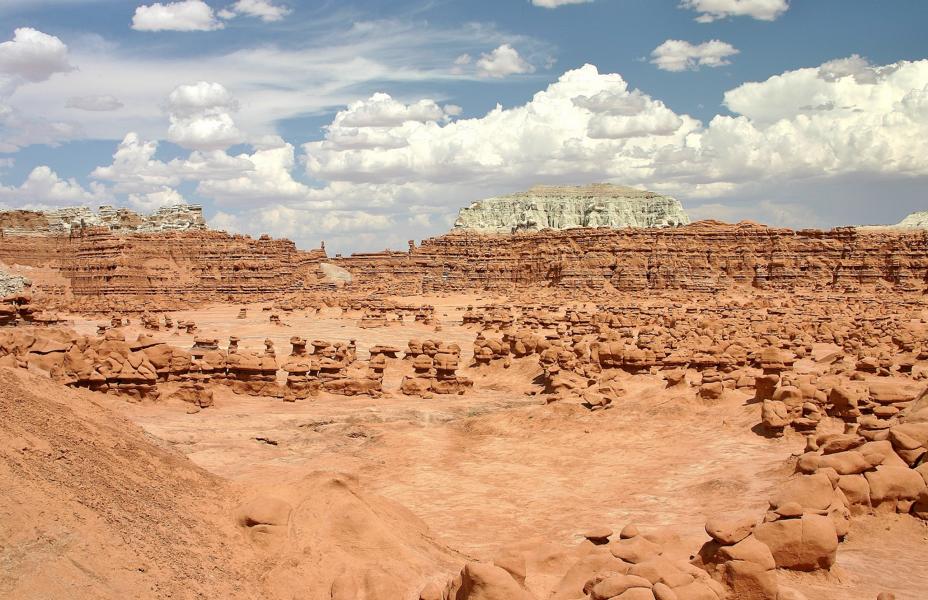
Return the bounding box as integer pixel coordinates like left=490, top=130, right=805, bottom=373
left=651, top=39, right=739, bottom=72
left=680, top=0, right=789, bottom=23
left=302, top=57, right=928, bottom=207
left=0, top=28, right=80, bottom=150
left=476, top=44, right=535, bottom=78
left=31, top=55, right=928, bottom=252
left=132, top=1, right=224, bottom=32
left=0, top=27, right=73, bottom=94
left=90, top=131, right=254, bottom=195
left=166, top=81, right=243, bottom=150
left=0, top=165, right=109, bottom=206
left=127, top=187, right=186, bottom=211
left=195, top=140, right=317, bottom=204
left=337, top=93, right=451, bottom=127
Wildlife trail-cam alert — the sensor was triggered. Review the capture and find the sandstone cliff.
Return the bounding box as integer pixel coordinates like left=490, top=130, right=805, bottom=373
left=0, top=229, right=329, bottom=306
left=453, top=184, right=690, bottom=233
left=0, top=204, right=206, bottom=236
left=0, top=204, right=338, bottom=306
left=336, top=221, right=928, bottom=294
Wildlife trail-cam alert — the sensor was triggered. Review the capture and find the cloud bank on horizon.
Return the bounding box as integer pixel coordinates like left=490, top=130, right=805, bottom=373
left=1, top=0, right=927, bottom=253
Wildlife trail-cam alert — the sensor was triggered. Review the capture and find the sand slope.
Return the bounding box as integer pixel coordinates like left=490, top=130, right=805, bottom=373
left=0, top=368, right=456, bottom=599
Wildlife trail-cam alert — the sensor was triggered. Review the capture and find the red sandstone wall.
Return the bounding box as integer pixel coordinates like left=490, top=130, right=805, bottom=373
left=5, top=220, right=927, bottom=301
left=335, top=221, right=928, bottom=293
left=0, top=228, right=329, bottom=301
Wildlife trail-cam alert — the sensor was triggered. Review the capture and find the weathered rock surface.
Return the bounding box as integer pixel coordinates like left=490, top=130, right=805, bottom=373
left=885, top=211, right=928, bottom=229
left=0, top=204, right=206, bottom=236
left=0, top=267, right=30, bottom=297
left=0, top=229, right=329, bottom=306
left=338, top=220, right=928, bottom=294
left=453, top=184, right=690, bottom=233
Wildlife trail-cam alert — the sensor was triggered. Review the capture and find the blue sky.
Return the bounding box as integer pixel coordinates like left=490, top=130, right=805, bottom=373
left=1, top=0, right=928, bottom=252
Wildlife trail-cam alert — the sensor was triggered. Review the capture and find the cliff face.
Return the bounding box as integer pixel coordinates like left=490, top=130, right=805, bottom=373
left=6, top=213, right=928, bottom=305
left=61, top=230, right=327, bottom=298
left=0, top=203, right=336, bottom=305
left=453, top=184, right=690, bottom=233
left=0, top=204, right=206, bottom=236
left=0, top=229, right=329, bottom=305
left=336, top=221, right=928, bottom=294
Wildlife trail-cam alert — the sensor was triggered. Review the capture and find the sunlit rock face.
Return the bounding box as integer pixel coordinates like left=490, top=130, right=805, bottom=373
left=453, top=184, right=691, bottom=233
left=0, top=204, right=207, bottom=236
left=893, top=211, right=928, bottom=228
left=0, top=269, right=29, bottom=297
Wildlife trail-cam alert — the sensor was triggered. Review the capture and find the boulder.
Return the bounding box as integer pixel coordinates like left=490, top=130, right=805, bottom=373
left=761, top=399, right=789, bottom=430
left=717, top=535, right=776, bottom=571
left=721, top=560, right=777, bottom=600
left=865, top=466, right=927, bottom=510
left=770, top=473, right=835, bottom=512
left=753, top=514, right=838, bottom=571
left=610, top=536, right=663, bottom=564
left=817, top=450, right=870, bottom=475
left=590, top=574, right=652, bottom=600
left=704, top=514, right=756, bottom=545
left=450, top=562, right=535, bottom=600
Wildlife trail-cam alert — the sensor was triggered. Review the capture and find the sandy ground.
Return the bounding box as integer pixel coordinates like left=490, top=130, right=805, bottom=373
left=57, top=297, right=928, bottom=600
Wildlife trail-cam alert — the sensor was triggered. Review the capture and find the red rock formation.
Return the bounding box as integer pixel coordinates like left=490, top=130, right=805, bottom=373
left=336, top=221, right=928, bottom=293
left=0, top=228, right=329, bottom=309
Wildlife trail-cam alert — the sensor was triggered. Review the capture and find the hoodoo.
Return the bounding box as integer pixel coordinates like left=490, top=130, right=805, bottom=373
left=3, top=2, right=925, bottom=598
left=453, top=183, right=690, bottom=233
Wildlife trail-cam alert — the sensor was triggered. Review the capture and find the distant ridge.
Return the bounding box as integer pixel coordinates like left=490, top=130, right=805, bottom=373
left=858, top=210, right=928, bottom=231
left=453, top=183, right=690, bottom=233
left=0, top=204, right=206, bottom=236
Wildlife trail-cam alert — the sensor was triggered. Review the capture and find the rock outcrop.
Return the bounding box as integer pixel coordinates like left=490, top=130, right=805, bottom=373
left=337, top=221, right=928, bottom=294
left=453, top=184, right=690, bottom=233
left=890, top=211, right=928, bottom=229
left=0, top=268, right=29, bottom=297
left=0, top=204, right=206, bottom=236
left=0, top=229, right=330, bottom=308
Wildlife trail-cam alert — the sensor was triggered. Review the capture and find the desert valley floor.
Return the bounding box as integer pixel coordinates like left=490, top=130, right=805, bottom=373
left=2, top=213, right=928, bottom=600
left=4, top=289, right=928, bottom=600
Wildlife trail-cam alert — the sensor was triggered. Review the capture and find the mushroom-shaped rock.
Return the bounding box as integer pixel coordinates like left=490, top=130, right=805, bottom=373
left=620, top=523, right=640, bottom=539
left=581, top=527, right=613, bottom=545
left=412, top=355, right=434, bottom=371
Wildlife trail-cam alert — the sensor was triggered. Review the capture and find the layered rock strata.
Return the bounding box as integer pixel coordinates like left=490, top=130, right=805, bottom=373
left=337, top=221, right=928, bottom=294
left=453, top=184, right=690, bottom=233
left=0, top=229, right=328, bottom=304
